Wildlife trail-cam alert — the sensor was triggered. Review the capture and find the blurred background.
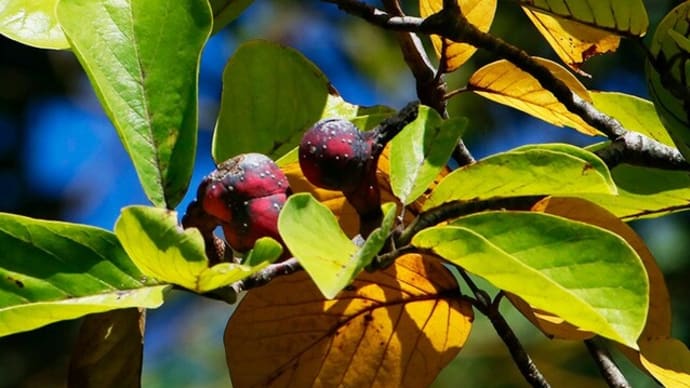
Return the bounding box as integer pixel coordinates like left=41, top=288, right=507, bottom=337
left=0, top=0, right=688, bottom=386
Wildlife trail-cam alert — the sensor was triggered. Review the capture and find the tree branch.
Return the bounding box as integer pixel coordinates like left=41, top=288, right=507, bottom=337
left=397, top=196, right=544, bottom=246
left=377, top=0, right=475, bottom=167
left=322, top=0, right=687, bottom=171
left=585, top=338, right=631, bottom=388
left=594, top=131, right=690, bottom=170
left=458, top=267, right=550, bottom=388
left=230, top=258, right=302, bottom=294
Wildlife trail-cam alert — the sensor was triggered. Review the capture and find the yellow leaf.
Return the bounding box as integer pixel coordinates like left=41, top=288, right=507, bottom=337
left=523, top=8, right=620, bottom=74
left=519, top=0, right=649, bottom=37
left=224, top=253, right=473, bottom=388
left=639, top=337, right=690, bottom=387
left=518, top=197, right=670, bottom=342
left=419, top=0, right=497, bottom=72
left=468, top=57, right=600, bottom=135
left=506, top=292, right=594, bottom=341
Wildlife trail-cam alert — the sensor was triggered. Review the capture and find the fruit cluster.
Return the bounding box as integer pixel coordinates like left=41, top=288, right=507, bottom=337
left=183, top=103, right=418, bottom=260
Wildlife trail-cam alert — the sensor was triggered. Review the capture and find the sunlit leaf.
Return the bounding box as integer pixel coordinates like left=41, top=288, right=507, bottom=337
left=645, top=2, right=690, bottom=161
left=0, top=0, right=69, bottom=49
left=0, top=213, right=168, bottom=337
left=213, top=40, right=330, bottom=162
left=413, top=211, right=648, bottom=348
left=68, top=309, right=144, bottom=388
left=225, top=254, right=472, bottom=387
left=518, top=197, right=670, bottom=342
left=468, top=57, right=600, bottom=135
left=638, top=338, right=690, bottom=386
left=591, top=91, right=675, bottom=147
left=580, top=165, right=690, bottom=220
left=209, top=0, right=254, bottom=33
left=518, top=0, right=648, bottom=37
left=425, top=144, right=616, bottom=210
left=115, top=206, right=279, bottom=293
left=57, top=0, right=212, bottom=208
left=419, top=0, right=497, bottom=72
left=522, top=8, right=620, bottom=74
left=390, top=106, right=466, bottom=204
left=278, top=193, right=358, bottom=299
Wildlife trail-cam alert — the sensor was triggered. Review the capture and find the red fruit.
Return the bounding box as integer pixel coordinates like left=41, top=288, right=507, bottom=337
left=299, top=119, right=373, bottom=192
left=197, top=153, right=290, bottom=253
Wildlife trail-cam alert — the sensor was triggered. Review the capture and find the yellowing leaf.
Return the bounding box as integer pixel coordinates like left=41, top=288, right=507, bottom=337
left=225, top=253, right=472, bottom=388
left=523, top=8, right=620, bottom=74
left=521, top=197, right=670, bottom=342
left=506, top=292, right=594, bottom=341
left=468, top=57, right=600, bottom=135
left=639, top=338, right=690, bottom=386
left=519, top=0, right=649, bottom=37
left=420, top=0, right=497, bottom=72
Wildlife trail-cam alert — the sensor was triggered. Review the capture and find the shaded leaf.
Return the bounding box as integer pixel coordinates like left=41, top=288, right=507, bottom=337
left=115, top=206, right=279, bottom=293
left=213, top=40, right=330, bottom=162
left=390, top=106, right=466, bottom=205
left=468, top=57, right=600, bottom=135
left=225, top=253, right=472, bottom=388
left=645, top=2, right=690, bottom=161
left=68, top=308, right=144, bottom=388
left=57, top=0, right=211, bottom=208
left=523, top=8, right=620, bottom=74
left=0, top=0, right=69, bottom=49
left=591, top=91, right=675, bottom=147
left=518, top=0, right=648, bottom=37
left=425, top=144, right=616, bottom=210
left=420, top=0, right=497, bottom=72
left=638, top=338, right=690, bottom=386
left=506, top=293, right=594, bottom=341
left=413, top=211, right=648, bottom=347
left=209, top=0, right=254, bottom=33
left=0, top=213, right=168, bottom=337
left=520, top=197, right=670, bottom=342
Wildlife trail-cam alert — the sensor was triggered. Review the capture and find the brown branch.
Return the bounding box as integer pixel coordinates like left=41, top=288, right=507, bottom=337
left=594, top=132, right=690, bottom=170
left=397, top=196, right=544, bottom=246
left=457, top=267, right=550, bottom=388
left=585, top=338, right=631, bottom=388
left=376, top=0, right=475, bottom=167
left=322, top=0, right=687, bottom=170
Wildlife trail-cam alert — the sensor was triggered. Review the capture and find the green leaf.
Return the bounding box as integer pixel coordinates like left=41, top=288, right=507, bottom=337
left=57, top=0, right=212, bottom=208
left=213, top=40, right=330, bottom=163
left=591, top=91, right=674, bottom=147
left=413, top=211, right=648, bottom=348
left=645, top=2, right=690, bottom=161
left=115, top=206, right=278, bottom=293
left=352, top=202, right=397, bottom=269
left=0, top=213, right=168, bottom=337
left=391, top=106, right=466, bottom=204
left=425, top=145, right=617, bottom=210
left=580, top=165, right=690, bottom=220
left=323, top=95, right=395, bottom=130
left=0, top=0, right=69, bottom=49
left=279, top=193, right=372, bottom=299
left=209, top=0, right=254, bottom=33
left=519, top=0, right=648, bottom=37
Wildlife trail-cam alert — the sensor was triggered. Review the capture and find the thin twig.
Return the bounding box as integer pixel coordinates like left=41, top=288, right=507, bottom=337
left=585, top=338, right=631, bottom=388
left=397, top=196, right=544, bottom=246
left=231, top=258, right=302, bottom=294
left=322, top=0, right=687, bottom=170
left=458, top=265, right=550, bottom=388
